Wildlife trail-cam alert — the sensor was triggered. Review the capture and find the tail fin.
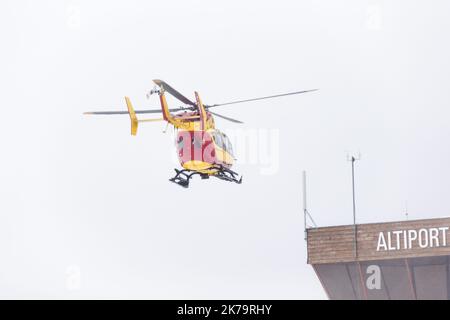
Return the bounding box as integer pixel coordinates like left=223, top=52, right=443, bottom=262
left=125, top=96, right=138, bottom=135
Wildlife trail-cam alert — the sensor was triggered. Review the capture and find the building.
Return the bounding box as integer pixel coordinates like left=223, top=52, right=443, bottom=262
left=307, top=217, right=450, bottom=299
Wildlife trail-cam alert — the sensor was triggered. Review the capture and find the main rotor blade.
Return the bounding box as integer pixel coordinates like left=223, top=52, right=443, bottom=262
left=206, top=89, right=318, bottom=108
left=208, top=110, right=244, bottom=124
left=84, top=106, right=190, bottom=115
left=153, top=79, right=196, bottom=106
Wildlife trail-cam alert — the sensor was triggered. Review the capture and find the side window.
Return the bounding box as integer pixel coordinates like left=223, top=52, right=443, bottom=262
left=177, top=135, right=184, bottom=149
left=214, top=132, right=223, bottom=149
left=221, top=133, right=228, bottom=152
left=224, top=134, right=234, bottom=156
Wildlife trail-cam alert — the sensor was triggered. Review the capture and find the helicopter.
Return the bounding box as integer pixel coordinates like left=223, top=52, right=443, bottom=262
left=84, top=80, right=317, bottom=188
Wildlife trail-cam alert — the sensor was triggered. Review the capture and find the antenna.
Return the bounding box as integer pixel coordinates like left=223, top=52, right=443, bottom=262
left=346, top=152, right=361, bottom=258
left=303, top=171, right=317, bottom=240
left=346, top=151, right=361, bottom=225
left=405, top=201, right=409, bottom=221
left=163, top=121, right=170, bottom=133
left=146, top=86, right=160, bottom=99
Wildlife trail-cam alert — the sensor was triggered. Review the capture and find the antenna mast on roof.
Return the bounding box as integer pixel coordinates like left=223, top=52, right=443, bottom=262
left=405, top=201, right=409, bottom=221
left=346, top=151, right=361, bottom=258
left=346, top=152, right=361, bottom=225
left=303, top=171, right=317, bottom=240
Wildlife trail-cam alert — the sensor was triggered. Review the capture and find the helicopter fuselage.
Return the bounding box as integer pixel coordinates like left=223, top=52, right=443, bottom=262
left=175, top=128, right=234, bottom=174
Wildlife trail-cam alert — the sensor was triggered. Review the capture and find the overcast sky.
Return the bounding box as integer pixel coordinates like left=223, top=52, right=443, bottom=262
left=1, top=0, right=450, bottom=299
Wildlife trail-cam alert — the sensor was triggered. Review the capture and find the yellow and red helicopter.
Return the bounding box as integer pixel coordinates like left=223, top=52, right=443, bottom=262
left=85, top=80, right=316, bottom=187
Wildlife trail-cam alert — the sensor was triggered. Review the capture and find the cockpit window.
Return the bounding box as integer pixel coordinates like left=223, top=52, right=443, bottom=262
left=213, top=132, right=224, bottom=149
left=223, top=133, right=233, bottom=156
left=221, top=133, right=234, bottom=156
left=212, top=131, right=234, bottom=156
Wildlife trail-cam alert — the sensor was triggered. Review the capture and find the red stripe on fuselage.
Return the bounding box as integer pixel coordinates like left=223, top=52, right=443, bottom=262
left=176, top=131, right=215, bottom=166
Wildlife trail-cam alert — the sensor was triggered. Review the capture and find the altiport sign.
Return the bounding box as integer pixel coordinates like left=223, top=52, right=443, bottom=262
left=376, top=227, right=449, bottom=251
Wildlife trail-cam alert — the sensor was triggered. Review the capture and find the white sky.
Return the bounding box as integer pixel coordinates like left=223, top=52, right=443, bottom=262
left=1, top=0, right=450, bottom=299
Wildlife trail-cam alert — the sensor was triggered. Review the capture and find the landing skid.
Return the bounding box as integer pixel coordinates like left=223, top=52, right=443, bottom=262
left=169, top=166, right=242, bottom=188
left=213, top=166, right=243, bottom=184
left=169, top=169, right=209, bottom=188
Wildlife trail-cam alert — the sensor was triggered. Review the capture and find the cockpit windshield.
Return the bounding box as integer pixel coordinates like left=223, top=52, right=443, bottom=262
left=224, top=133, right=234, bottom=156
left=213, top=130, right=234, bottom=156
